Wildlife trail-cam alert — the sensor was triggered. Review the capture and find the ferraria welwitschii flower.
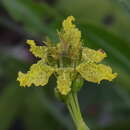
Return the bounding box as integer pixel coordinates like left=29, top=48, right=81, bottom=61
left=17, top=16, right=117, bottom=95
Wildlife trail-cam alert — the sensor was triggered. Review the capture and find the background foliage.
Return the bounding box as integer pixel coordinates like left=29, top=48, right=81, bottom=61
left=0, top=0, right=130, bottom=130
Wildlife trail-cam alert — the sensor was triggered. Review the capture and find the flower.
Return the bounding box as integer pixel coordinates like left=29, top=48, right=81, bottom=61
left=17, top=16, right=117, bottom=95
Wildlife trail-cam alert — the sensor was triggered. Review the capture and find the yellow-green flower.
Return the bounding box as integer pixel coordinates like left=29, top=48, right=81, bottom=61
left=17, top=16, right=117, bottom=95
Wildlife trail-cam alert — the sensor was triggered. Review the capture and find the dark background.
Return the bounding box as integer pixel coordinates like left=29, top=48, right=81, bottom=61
left=0, top=0, right=130, bottom=130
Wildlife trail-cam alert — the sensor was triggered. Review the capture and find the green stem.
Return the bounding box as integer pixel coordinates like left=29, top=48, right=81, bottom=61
left=66, top=92, right=90, bottom=130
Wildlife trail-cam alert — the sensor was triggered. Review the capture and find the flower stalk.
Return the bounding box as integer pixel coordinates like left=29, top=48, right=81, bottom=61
left=66, top=92, right=89, bottom=130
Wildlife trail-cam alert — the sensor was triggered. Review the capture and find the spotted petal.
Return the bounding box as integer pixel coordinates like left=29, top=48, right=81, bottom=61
left=17, top=60, right=54, bottom=87
left=82, top=47, right=107, bottom=63
left=56, top=68, right=73, bottom=95
left=59, top=16, right=81, bottom=59
left=27, top=40, right=47, bottom=58
left=62, top=16, right=81, bottom=47
left=76, top=62, right=117, bottom=83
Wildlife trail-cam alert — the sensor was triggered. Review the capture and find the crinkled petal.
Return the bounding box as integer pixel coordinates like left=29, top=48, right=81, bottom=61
left=56, top=68, right=73, bottom=95
left=76, top=62, right=117, bottom=83
left=27, top=40, right=47, bottom=58
left=59, top=16, right=81, bottom=59
left=63, top=16, right=76, bottom=31
left=62, top=16, right=81, bottom=47
left=17, top=60, right=54, bottom=87
left=82, top=47, right=107, bottom=63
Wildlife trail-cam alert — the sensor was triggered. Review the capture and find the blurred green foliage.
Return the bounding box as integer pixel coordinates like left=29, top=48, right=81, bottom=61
left=0, top=0, right=130, bottom=130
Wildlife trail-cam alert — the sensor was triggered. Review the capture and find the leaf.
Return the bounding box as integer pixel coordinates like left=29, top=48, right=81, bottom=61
left=23, top=88, right=74, bottom=130
left=1, top=0, right=55, bottom=37
left=0, top=84, right=28, bottom=130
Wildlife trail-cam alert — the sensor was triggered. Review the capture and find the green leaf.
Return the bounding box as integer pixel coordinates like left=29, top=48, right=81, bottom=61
left=0, top=84, right=28, bottom=130
left=1, top=0, right=56, bottom=37
left=23, top=88, right=74, bottom=130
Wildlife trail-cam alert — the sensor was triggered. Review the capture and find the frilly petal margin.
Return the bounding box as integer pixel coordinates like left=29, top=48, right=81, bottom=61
left=82, top=47, right=107, bottom=63
left=76, top=62, right=117, bottom=84
left=62, top=16, right=81, bottom=48
left=27, top=40, right=48, bottom=58
left=17, top=60, right=54, bottom=87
